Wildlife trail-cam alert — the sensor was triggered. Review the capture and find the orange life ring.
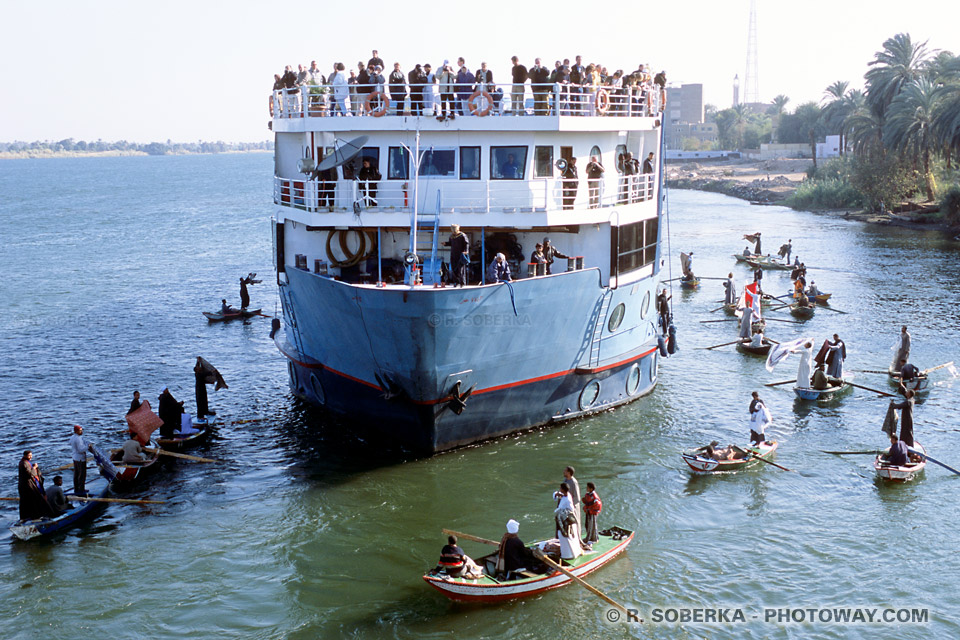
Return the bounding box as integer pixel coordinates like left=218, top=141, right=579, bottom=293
left=594, top=88, right=610, bottom=114
left=646, top=90, right=655, bottom=115
left=364, top=91, right=390, bottom=117
left=467, top=89, right=493, bottom=116
left=660, top=90, right=666, bottom=112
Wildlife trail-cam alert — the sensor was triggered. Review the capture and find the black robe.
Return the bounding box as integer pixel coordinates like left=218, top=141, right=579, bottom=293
left=892, top=397, right=915, bottom=447
left=158, top=391, right=182, bottom=438
left=18, top=459, right=52, bottom=520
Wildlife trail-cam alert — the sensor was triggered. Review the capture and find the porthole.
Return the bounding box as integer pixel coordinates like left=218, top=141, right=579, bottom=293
left=640, top=291, right=651, bottom=319
left=310, top=373, right=326, bottom=404
left=626, top=363, right=642, bottom=396
left=579, top=380, right=601, bottom=410
left=607, top=303, right=625, bottom=332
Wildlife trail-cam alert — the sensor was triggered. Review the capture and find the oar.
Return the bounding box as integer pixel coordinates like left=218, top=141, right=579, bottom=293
left=922, top=361, right=954, bottom=376
left=845, top=381, right=894, bottom=398
left=661, top=277, right=681, bottom=284
left=699, top=277, right=729, bottom=281
left=442, top=528, right=499, bottom=546
left=821, top=450, right=881, bottom=456
left=763, top=317, right=802, bottom=324
left=732, top=446, right=796, bottom=473
left=0, top=496, right=165, bottom=505
left=700, top=318, right=738, bottom=323
left=817, top=305, right=848, bottom=314
left=709, top=305, right=728, bottom=313
left=143, top=448, right=217, bottom=463
left=705, top=339, right=744, bottom=350
left=532, top=548, right=628, bottom=614
left=856, top=369, right=892, bottom=375
left=909, top=448, right=960, bottom=477
left=50, top=462, right=81, bottom=473
left=765, top=379, right=796, bottom=387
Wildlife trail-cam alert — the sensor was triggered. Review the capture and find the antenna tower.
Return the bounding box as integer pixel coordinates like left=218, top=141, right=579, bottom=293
left=744, top=0, right=759, bottom=104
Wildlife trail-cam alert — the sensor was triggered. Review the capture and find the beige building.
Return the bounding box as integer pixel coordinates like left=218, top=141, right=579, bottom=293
left=664, top=84, right=716, bottom=149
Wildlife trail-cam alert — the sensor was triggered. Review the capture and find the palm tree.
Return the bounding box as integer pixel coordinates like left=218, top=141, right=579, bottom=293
left=844, top=101, right=883, bottom=157
left=732, top=103, right=748, bottom=149
left=931, top=55, right=960, bottom=168
left=793, top=103, right=823, bottom=170
left=770, top=94, right=790, bottom=143
left=864, top=33, right=931, bottom=131
left=885, top=78, right=941, bottom=200
left=821, top=82, right=849, bottom=153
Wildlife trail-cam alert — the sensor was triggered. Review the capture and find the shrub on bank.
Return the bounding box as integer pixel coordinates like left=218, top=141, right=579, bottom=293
left=941, top=184, right=960, bottom=225
left=786, top=178, right=864, bottom=210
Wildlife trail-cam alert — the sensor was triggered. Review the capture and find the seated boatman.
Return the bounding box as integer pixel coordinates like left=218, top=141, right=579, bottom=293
left=497, top=519, right=538, bottom=577
left=121, top=435, right=147, bottom=464
left=436, top=535, right=484, bottom=579
left=883, top=433, right=910, bottom=467
left=46, top=475, right=71, bottom=515
left=811, top=363, right=830, bottom=390
left=900, top=361, right=919, bottom=382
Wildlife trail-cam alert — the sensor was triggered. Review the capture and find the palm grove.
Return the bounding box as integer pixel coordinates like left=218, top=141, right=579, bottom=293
left=707, top=33, right=960, bottom=220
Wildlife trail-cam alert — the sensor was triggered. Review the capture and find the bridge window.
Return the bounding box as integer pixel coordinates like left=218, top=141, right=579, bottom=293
left=613, top=218, right=658, bottom=274
left=419, top=149, right=456, bottom=177
left=534, top=146, right=554, bottom=178
left=343, top=148, right=380, bottom=180
left=387, top=147, right=409, bottom=180
left=490, top=146, right=527, bottom=180
left=460, top=146, right=480, bottom=180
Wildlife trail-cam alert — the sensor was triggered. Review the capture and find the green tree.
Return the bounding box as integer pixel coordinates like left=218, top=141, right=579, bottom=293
left=885, top=77, right=940, bottom=199
left=864, top=33, right=931, bottom=130
left=769, top=94, right=790, bottom=143
left=820, top=82, right=849, bottom=153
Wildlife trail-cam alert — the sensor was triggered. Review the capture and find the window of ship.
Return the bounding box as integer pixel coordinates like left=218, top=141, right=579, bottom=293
left=534, top=146, right=554, bottom=178
left=343, top=148, right=380, bottom=180
left=613, top=218, right=658, bottom=273
left=460, top=146, right=480, bottom=179
left=490, top=146, right=527, bottom=180
left=387, top=147, right=410, bottom=180
left=419, top=149, right=456, bottom=177
left=615, top=144, right=627, bottom=174
left=589, top=144, right=602, bottom=166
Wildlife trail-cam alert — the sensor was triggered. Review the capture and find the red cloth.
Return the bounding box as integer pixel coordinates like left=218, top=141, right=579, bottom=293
left=126, top=400, right=163, bottom=445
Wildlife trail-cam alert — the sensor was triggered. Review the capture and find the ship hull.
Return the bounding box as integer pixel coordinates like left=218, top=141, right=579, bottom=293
left=278, top=267, right=662, bottom=453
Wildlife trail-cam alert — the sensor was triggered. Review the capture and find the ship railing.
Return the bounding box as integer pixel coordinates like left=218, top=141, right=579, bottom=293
left=271, top=84, right=662, bottom=119
left=274, top=174, right=656, bottom=213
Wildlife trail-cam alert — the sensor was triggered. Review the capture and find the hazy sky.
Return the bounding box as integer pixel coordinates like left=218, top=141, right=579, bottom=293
left=0, top=0, right=956, bottom=142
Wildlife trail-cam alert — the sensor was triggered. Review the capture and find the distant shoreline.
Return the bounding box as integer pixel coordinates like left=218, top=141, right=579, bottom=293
left=0, top=149, right=273, bottom=160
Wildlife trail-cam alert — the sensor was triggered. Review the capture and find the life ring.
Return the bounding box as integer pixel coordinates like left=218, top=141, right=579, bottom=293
left=467, top=89, right=493, bottom=116
left=364, top=92, right=390, bottom=117
left=595, top=88, right=610, bottom=114
left=646, top=90, right=655, bottom=115
left=660, top=90, right=667, bottom=112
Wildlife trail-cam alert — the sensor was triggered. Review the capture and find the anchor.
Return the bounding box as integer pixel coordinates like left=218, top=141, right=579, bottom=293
left=374, top=372, right=406, bottom=401
left=437, top=380, right=476, bottom=416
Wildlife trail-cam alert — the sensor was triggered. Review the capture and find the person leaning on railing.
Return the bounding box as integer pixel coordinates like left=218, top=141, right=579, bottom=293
left=455, top=58, right=474, bottom=116
left=355, top=62, right=370, bottom=115
left=528, top=58, right=550, bottom=115
left=388, top=63, right=407, bottom=116
left=437, top=62, right=456, bottom=119
left=510, top=56, right=527, bottom=115
left=281, top=65, right=299, bottom=115
left=585, top=156, right=604, bottom=208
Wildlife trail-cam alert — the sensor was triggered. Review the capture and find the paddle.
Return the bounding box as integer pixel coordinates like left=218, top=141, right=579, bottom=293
left=699, top=277, right=730, bottom=281
left=922, top=361, right=954, bottom=376
left=700, top=318, right=737, bottom=323
left=705, top=339, right=744, bottom=350
left=765, top=379, right=797, bottom=387
left=50, top=462, right=82, bottom=473
left=442, top=528, right=499, bottom=546
left=661, top=277, right=681, bottom=284
left=817, top=305, right=848, bottom=314
left=845, top=381, right=894, bottom=398
left=732, top=446, right=796, bottom=473
left=709, top=306, right=727, bottom=313
left=763, top=317, right=803, bottom=324
left=0, top=496, right=165, bottom=505
left=908, top=448, right=960, bottom=477
left=856, top=369, right=892, bottom=375
left=532, top=548, right=628, bottom=614
left=143, top=448, right=217, bottom=463
left=821, top=450, right=881, bottom=456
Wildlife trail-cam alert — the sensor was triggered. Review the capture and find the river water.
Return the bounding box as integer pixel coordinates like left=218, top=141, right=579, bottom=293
left=1, top=155, right=958, bottom=639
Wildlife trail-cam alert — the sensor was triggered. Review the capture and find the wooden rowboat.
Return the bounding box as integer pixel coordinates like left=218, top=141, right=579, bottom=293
left=736, top=338, right=773, bottom=356
left=681, top=441, right=778, bottom=473
left=789, top=303, right=815, bottom=319
left=9, top=452, right=117, bottom=541
left=110, top=440, right=162, bottom=489
left=874, top=442, right=926, bottom=482
left=746, top=259, right=792, bottom=271
left=423, top=526, right=633, bottom=603
left=156, top=419, right=211, bottom=451
left=887, top=366, right=930, bottom=392
left=794, top=381, right=852, bottom=402
left=203, top=308, right=261, bottom=322
left=679, top=277, right=700, bottom=289
left=786, top=291, right=832, bottom=305
left=733, top=253, right=764, bottom=263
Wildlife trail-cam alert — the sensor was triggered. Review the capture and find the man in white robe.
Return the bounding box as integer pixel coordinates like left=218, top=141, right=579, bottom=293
left=795, top=341, right=814, bottom=389
left=892, top=326, right=910, bottom=372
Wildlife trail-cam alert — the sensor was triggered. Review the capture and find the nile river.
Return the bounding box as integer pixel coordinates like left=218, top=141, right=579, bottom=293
left=1, top=154, right=958, bottom=639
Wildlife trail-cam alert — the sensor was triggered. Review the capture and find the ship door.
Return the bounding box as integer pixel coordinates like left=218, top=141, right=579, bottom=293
left=560, top=146, right=574, bottom=167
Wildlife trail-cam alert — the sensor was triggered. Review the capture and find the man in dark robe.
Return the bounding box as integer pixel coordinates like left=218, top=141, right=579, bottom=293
left=240, top=277, right=251, bottom=309
left=444, top=224, right=470, bottom=287
left=891, top=388, right=915, bottom=447
left=497, top=519, right=537, bottom=577
left=18, top=451, right=53, bottom=520
left=158, top=387, right=184, bottom=438
left=194, top=357, right=227, bottom=421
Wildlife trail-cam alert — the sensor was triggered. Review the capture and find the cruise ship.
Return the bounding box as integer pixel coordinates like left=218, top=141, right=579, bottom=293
left=269, top=79, right=670, bottom=453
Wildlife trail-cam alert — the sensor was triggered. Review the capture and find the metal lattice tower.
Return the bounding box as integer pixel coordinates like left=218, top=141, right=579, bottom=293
left=744, top=0, right=759, bottom=104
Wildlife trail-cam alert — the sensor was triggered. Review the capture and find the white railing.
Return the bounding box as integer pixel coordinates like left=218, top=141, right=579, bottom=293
left=274, top=174, right=655, bottom=213
left=271, top=83, right=663, bottom=120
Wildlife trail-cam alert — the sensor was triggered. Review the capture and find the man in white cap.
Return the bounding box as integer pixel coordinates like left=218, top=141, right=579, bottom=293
left=68, top=425, right=93, bottom=496
left=496, top=518, right=536, bottom=577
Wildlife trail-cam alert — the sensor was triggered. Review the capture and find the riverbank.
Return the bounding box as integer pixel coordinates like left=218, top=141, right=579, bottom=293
left=667, top=157, right=958, bottom=234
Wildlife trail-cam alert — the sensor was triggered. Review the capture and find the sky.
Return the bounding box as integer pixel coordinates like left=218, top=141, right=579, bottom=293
left=0, top=0, right=957, bottom=143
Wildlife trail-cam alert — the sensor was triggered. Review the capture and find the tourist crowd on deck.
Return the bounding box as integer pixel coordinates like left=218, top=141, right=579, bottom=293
left=270, top=50, right=666, bottom=118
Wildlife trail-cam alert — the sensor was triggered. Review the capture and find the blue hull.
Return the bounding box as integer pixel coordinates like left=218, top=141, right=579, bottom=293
left=9, top=475, right=111, bottom=541
left=278, top=267, right=663, bottom=452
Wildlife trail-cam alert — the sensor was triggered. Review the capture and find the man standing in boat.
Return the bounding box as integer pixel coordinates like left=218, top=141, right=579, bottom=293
left=825, top=334, right=846, bottom=378
left=723, top=273, right=737, bottom=305
left=748, top=391, right=771, bottom=446
left=69, top=425, right=93, bottom=496
left=445, top=225, right=470, bottom=287
left=891, top=386, right=916, bottom=447
left=892, top=326, right=911, bottom=373
left=158, top=387, right=184, bottom=439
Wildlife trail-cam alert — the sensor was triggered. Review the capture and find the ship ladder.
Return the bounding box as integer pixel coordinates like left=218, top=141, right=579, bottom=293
left=279, top=284, right=307, bottom=358
left=415, top=205, right=441, bottom=284
left=587, top=291, right=614, bottom=369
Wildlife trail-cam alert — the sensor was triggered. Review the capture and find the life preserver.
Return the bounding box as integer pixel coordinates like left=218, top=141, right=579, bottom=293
left=364, top=92, right=390, bottom=117
left=467, top=89, right=492, bottom=116
left=660, top=90, right=667, bottom=112
left=646, top=90, right=655, bottom=115
left=594, top=88, right=610, bottom=114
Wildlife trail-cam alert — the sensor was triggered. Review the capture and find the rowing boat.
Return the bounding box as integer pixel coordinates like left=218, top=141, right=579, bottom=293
left=786, top=291, right=832, bottom=305
left=110, top=440, right=162, bottom=489
left=423, top=526, right=633, bottom=603
left=789, top=303, right=815, bottom=319
left=9, top=449, right=117, bottom=541
left=887, top=366, right=930, bottom=392
left=203, top=308, right=261, bottom=322
left=736, top=338, right=773, bottom=356
left=680, top=277, right=700, bottom=289
left=733, top=253, right=764, bottom=263
left=794, top=381, right=852, bottom=402
left=874, top=441, right=926, bottom=482
left=681, top=441, right=778, bottom=473
left=746, top=258, right=792, bottom=271
left=156, top=419, right=211, bottom=451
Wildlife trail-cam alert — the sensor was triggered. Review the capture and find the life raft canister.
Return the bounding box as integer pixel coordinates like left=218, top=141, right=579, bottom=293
left=467, top=89, right=493, bottom=117
left=364, top=91, right=390, bottom=117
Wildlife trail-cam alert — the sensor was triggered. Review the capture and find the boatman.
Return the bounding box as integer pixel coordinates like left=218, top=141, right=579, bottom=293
left=69, top=425, right=93, bottom=496
left=680, top=251, right=694, bottom=281
left=900, top=361, right=919, bottom=383
left=778, top=239, right=792, bottom=263
left=892, top=326, right=911, bottom=373
left=891, top=386, right=916, bottom=447
left=496, top=519, right=537, bottom=577
left=239, top=274, right=258, bottom=309
left=723, top=273, right=737, bottom=305
left=748, top=391, right=771, bottom=446
left=47, top=475, right=71, bottom=515
left=825, top=334, right=846, bottom=378
left=158, top=387, right=185, bottom=439
left=811, top=363, right=830, bottom=390
left=882, top=433, right=910, bottom=467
